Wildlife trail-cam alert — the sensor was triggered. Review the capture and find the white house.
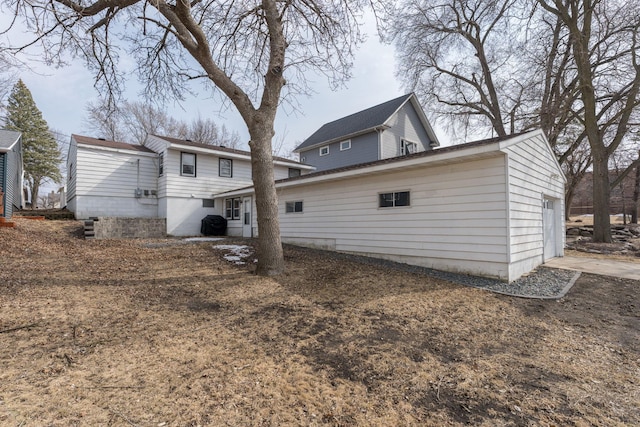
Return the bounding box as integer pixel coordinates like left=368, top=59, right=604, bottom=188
left=66, top=134, right=314, bottom=236
left=216, top=130, right=566, bottom=282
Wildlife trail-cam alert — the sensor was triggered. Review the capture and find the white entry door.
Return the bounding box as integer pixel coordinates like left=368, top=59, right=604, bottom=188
left=242, top=197, right=252, bottom=238
left=543, top=198, right=557, bottom=260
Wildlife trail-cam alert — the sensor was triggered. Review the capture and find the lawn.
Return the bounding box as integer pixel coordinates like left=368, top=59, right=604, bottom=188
left=1, top=219, right=638, bottom=426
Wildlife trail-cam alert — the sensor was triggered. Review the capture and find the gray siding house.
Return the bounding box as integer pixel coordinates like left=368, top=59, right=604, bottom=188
left=0, top=130, right=24, bottom=220
left=294, top=93, right=440, bottom=171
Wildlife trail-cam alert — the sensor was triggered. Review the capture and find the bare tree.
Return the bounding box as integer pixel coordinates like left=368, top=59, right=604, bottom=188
left=385, top=0, right=531, bottom=139
left=85, top=100, right=242, bottom=147
left=5, top=0, right=366, bottom=275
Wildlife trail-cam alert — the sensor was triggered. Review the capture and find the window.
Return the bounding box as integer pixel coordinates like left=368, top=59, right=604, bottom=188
left=181, top=152, right=196, bottom=176
left=285, top=201, right=303, bottom=213
left=401, top=139, right=418, bottom=155
left=379, top=191, right=410, bottom=208
left=319, top=145, right=329, bottom=156
left=158, top=154, right=164, bottom=176
left=340, top=140, right=351, bottom=151
left=288, top=168, right=301, bottom=178
left=202, top=199, right=215, bottom=208
left=219, top=158, right=233, bottom=177
left=225, top=197, right=241, bottom=220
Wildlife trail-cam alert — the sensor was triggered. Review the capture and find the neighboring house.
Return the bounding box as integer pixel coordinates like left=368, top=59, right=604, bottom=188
left=217, top=130, right=566, bottom=282
left=0, top=130, right=24, bottom=220
left=293, top=93, right=440, bottom=172
left=66, top=134, right=314, bottom=236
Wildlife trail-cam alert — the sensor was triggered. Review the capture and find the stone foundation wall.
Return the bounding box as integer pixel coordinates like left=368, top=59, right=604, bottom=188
left=93, top=217, right=166, bottom=239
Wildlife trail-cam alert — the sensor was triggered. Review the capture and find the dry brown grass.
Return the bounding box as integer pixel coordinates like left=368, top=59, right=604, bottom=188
left=1, top=219, right=638, bottom=426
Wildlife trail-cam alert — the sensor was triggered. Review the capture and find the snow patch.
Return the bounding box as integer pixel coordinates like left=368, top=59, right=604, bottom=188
left=213, top=244, right=254, bottom=265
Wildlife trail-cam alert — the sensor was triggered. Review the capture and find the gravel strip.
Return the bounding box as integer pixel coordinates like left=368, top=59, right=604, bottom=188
left=323, top=251, right=581, bottom=299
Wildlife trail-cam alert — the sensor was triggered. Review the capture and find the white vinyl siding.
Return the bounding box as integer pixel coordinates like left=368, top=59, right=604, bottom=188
left=72, top=144, right=159, bottom=218
left=503, top=133, right=565, bottom=277
left=163, top=150, right=253, bottom=198
left=277, top=156, right=511, bottom=279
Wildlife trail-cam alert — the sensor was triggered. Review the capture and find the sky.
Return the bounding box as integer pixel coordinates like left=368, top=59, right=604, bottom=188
left=1, top=7, right=451, bottom=195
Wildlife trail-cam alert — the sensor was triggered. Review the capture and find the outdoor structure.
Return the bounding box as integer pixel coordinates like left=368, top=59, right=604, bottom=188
left=66, top=134, right=313, bottom=236
left=294, top=93, right=440, bottom=171
left=0, top=130, right=24, bottom=221
left=217, top=130, right=566, bottom=282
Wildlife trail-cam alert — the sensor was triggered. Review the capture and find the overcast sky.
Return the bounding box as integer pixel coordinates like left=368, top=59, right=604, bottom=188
left=1, top=10, right=454, bottom=159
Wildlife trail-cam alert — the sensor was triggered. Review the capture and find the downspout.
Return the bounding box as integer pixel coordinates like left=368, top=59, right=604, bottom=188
left=1, top=153, right=6, bottom=218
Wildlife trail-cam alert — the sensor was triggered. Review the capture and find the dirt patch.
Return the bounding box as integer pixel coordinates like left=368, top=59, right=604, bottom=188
left=1, top=219, right=639, bottom=426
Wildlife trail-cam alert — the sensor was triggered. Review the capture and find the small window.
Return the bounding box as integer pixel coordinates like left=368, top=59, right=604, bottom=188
left=319, top=146, right=329, bottom=156
left=181, top=152, right=196, bottom=176
left=225, top=197, right=241, bottom=220
left=158, top=154, right=164, bottom=176
left=285, top=201, right=303, bottom=213
left=288, top=168, right=301, bottom=178
left=219, top=158, right=233, bottom=177
left=202, top=199, right=215, bottom=208
left=401, top=139, right=417, bottom=155
left=379, top=191, right=410, bottom=208
left=340, top=140, right=351, bottom=151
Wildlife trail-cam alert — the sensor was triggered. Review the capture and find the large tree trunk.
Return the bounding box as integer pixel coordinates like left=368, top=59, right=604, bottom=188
left=591, top=150, right=612, bottom=242
left=248, top=123, right=285, bottom=276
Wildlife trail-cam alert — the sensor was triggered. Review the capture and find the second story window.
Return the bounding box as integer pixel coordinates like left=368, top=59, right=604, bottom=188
left=319, top=145, right=329, bottom=156
left=181, top=152, right=196, bottom=177
left=158, top=154, right=164, bottom=177
left=219, top=158, right=233, bottom=177
left=401, top=139, right=418, bottom=155
left=340, top=140, right=351, bottom=151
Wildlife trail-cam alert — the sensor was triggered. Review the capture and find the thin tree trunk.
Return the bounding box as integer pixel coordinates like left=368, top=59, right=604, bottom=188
left=632, top=151, right=640, bottom=224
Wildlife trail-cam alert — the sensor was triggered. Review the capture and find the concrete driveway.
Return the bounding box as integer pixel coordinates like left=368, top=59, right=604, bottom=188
left=545, top=256, right=640, bottom=280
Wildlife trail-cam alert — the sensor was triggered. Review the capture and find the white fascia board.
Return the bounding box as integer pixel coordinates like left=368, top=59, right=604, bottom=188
left=280, top=143, right=502, bottom=188
left=0, top=137, right=20, bottom=153
left=275, top=160, right=315, bottom=170
left=77, top=143, right=158, bottom=158
left=215, top=187, right=255, bottom=198
left=169, top=143, right=250, bottom=159
left=219, top=142, right=503, bottom=197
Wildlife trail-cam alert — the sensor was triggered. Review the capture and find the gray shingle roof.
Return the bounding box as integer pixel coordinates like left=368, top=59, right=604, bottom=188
left=294, top=93, right=415, bottom=151
left=0, top=130, right=21, bottom=151
left=72, top=134, right=155, bottom=153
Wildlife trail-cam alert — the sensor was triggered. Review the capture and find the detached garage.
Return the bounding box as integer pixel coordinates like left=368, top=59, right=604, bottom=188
left=218, top=130, right=565, bottom=282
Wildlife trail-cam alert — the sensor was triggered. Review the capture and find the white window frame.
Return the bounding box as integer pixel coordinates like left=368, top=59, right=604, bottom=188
left=158, top=154, right=164, bottom=177
left=340, top=140, right=351, bottom=151
left=285, top=200, right=304, bottom=213
left=219, top=158, right=233, bottom=177
left=225, top=197, right=242, bottom=220
left=401, top=139, right=418, bottom=155
left=379, top=191, right=411, bottom=208
left=181, top=152, right=196, bottom=177
left=319, top=145, right=330, bottom=156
